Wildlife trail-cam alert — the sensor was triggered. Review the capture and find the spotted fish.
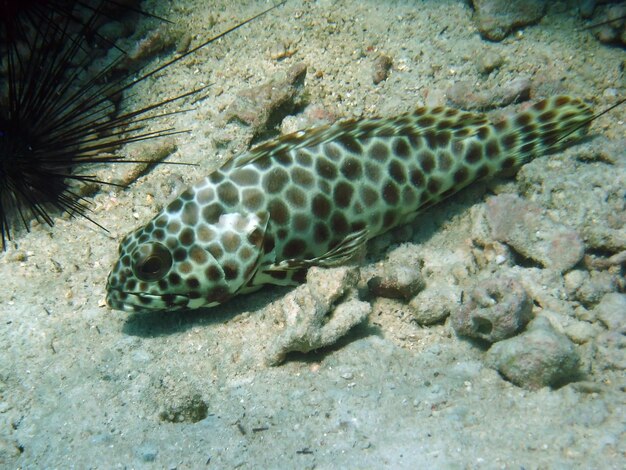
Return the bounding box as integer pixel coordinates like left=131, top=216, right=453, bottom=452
left=106, top=96, right=594, bottom=312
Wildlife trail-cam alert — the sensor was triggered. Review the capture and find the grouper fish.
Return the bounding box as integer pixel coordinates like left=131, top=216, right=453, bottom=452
left=106, top=95, right=596, bottom=312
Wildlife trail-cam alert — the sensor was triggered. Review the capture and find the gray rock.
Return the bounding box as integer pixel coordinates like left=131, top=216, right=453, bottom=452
left=447, top=77, right=530, bottom=110
left=594, top=293, right=626, bottom=333
left=564, top=269, right=588, bottom=297
left=486, top=317, right=581, bottom=390
left=367, top=246, right=425, bottom=301
left=564, top=320, right=597, bottom=345
left=595, top=331, right=626, bottom=370
left=579, top=0, right=597, bottom=18
left=485, top=194, right=585, bottom=273
left=409, top=283, right=461, bottom=325
left=137, top=443, right=158, bottom=462
left=265, top=266, right=371, bottom=365
left=452, top=275, right=532, bottom=343
left=0, top=438, right=21, bottom=462
left=472, top=0, right=547, bottom=41
left=575, top=270, right=620, bottom=306
left=593, top=5, right=626, bottom=46
left=477, top=49, right=504, bottom=74
left=158, top=393, right=209, bottom=423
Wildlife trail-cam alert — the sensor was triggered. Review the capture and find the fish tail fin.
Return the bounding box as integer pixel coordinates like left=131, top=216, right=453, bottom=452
left=494, top=95, right=594, bottom=168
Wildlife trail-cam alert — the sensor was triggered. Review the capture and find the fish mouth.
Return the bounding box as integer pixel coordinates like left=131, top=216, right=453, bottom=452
left=105, top=289, right=189, bottom=313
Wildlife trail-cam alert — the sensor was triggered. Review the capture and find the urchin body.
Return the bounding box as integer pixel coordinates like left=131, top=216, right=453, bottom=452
left=0, top=1, right=279, bottom=250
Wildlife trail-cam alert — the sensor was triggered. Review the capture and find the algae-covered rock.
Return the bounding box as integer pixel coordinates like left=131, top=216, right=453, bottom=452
left=158, top=393, right=209, bottom=424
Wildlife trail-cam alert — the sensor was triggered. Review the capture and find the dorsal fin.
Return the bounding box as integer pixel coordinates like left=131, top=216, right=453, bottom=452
left=235, top=106, right=489, bottom=167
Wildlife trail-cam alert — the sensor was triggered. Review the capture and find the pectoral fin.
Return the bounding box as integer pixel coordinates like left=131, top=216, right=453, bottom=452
left=263, top=228, right=369, bottom=275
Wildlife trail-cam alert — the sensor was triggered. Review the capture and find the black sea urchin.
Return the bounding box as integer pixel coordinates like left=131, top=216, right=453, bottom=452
left=0, top=0, right=284, bottom=250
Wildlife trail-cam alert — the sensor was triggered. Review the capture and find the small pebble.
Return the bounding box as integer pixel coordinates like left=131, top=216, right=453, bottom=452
left=0, top=439, right=21, bottom=460
left=564, top=320, right=597, bottom=345
left=447, top=77, right=530, bottom=110
left=125, top=24, right=177, bottom=68
left=9, top=251, right=28, bottom=263
left=478, top=50, right=504, bottom=74
left=575, top=271, right=619, bottom=306
left=564, top=269, right=588, bottom=297
left=372, top=54, right=393, bottom=84
left=158, top=393, right=209, bottom=423
left=595, top=331, right=626, bottom=371
left=592, top=4, right=626, bottom=46
left=367, top=265, right=425, bottom=301
left=595, top=25, right=618, bottom=43
left=579, top=0, right=597, bottom=18
left=607, top=4, right=626, bottom=24
left=137, top=444, right=158, bottom=462
left=574, top=305, right=595, bottom=323
left=594, top=293, right=626, bottom=333
left=409, top=283, right=461, bottom=325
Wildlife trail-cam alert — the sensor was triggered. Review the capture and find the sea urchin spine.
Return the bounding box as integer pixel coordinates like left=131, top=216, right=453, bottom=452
left=0, top=0, right=285, bottom=250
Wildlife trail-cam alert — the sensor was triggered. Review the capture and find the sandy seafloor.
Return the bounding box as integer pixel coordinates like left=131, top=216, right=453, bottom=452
left=1, top=0, right=625, bottom=468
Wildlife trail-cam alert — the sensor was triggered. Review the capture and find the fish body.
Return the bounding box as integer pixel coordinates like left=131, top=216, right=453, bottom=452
left=106, top=96, right=593, bottom=312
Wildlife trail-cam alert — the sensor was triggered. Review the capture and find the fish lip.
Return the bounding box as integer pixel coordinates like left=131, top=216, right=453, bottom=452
left=105, top=289, right=189, bottom=312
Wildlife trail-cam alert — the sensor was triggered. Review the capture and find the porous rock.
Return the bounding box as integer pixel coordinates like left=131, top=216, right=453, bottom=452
left=472, top=0, right=547, bottom=41
left=485, top=194, right=585, bottom=273
left=486, top=316, right=581, bottom=390
left=108, top=22, right=182, bottom=74
left=223, top=62, right=307, bottom=137
left=409, top=282, right=461, bottom=325
left=265, top=266, right=371, bottom=365
left=452, top=275, right=532, bottom=343
left=594, top=293, right=626, bottom=333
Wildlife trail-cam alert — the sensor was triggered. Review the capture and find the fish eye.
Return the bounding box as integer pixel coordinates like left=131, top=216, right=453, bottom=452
left=131, top=242, right=172, bottom=282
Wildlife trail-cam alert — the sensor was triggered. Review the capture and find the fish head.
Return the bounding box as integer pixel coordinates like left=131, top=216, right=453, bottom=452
left=106, top=210, right=269, bottom=313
